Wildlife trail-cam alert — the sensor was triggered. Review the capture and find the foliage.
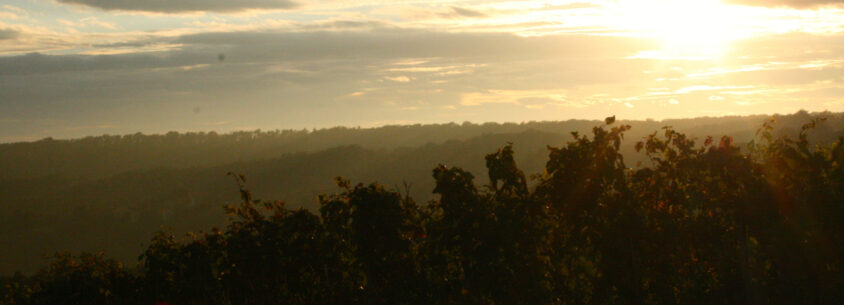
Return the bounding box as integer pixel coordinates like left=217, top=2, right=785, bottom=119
left=2, top=115, right=843, bottom=305
left=4, top=111, right=844, bottom=275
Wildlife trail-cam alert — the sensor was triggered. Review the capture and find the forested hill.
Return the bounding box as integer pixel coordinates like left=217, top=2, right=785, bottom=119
left=1, top=111, right=843, bottom=275
left=2, top=131, right=558, bottom=275
left=4, top=111, right=842, bottom=181
left=1, top=114, right=842, bottom=305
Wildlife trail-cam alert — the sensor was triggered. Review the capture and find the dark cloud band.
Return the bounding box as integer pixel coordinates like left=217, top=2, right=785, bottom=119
left=56, top=0, right=297, bottom=13
left=0, top=30, right=651, bottom=75
left=0, top=28, right=18, bottom=40
left=447, top=6, right=487, bottom=18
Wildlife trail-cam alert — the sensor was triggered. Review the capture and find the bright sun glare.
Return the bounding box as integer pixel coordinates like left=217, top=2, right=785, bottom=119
left=612, top=0, right=747, bottom=59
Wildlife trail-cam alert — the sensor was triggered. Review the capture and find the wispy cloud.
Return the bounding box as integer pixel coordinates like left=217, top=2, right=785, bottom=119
left=0, top=5, right=27, bottom=20
left=55, top=0, right=299, bottom=14
left=460, top=89, right=587, bottom=109
left=385, top=75, right=411, bottom=82
left=58, top=17, right=119, bottom=30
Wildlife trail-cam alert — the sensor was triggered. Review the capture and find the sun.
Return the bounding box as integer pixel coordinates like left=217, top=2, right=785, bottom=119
left=610, top=0, right=748, bottom=59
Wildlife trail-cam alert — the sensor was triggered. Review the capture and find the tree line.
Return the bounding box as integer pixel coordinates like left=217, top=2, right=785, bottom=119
left=2, top=112, right=840, bottom=276
left=2, top=116, right=842, bottom=305
left=3, top=111, right=840, bottom=181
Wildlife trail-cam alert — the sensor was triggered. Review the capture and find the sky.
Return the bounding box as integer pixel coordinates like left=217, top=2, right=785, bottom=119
left=1, top=0, right=843, bottom=142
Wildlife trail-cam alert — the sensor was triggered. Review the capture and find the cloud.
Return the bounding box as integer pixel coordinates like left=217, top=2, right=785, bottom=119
left=12, top=29, right=841, bottom=139
left=0, top=5, right=27, bottom=20
left=0, top=28, right=18, bottom=40
left=58, top=17, right=118, bottom=30
left=385, top=5, right=490, bottom=21
left=460, top=90, right=585, bottom=108
left=447, top=6, right=487, bottom=18
left=0, top=52, right=211, bottom=75
left=55, top=0, right=298, bottom=13
left=299, top=20, right=391, bottom=31
left=173, top=29, right=651, bottom=61
left=725, top=0, right=844, bottom=8
left=0, top=28, right=658, bottom=141
left=385, top=76, right=411, bottom=82
left=0, top=29, right=651, bottom=76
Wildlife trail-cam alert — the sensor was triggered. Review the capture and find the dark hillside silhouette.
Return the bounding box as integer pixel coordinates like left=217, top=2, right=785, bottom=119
left=2, top=115, right=842, bottom=305
left=0, top=111, right=843, bottom=277
left=2, top=111, right=841, bottom=181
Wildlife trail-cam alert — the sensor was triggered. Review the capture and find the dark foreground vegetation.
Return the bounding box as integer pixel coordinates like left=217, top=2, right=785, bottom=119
left=3, top=111, right=843, bottom=275
left=2, top=116, right=843, bottom=305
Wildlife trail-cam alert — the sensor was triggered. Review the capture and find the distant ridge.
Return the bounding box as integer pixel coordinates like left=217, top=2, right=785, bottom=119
left=1, top=110, right=842, bottom=274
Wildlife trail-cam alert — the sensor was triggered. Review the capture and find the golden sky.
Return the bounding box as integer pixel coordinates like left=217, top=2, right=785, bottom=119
left=1, top=0, right=843, bottom=141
